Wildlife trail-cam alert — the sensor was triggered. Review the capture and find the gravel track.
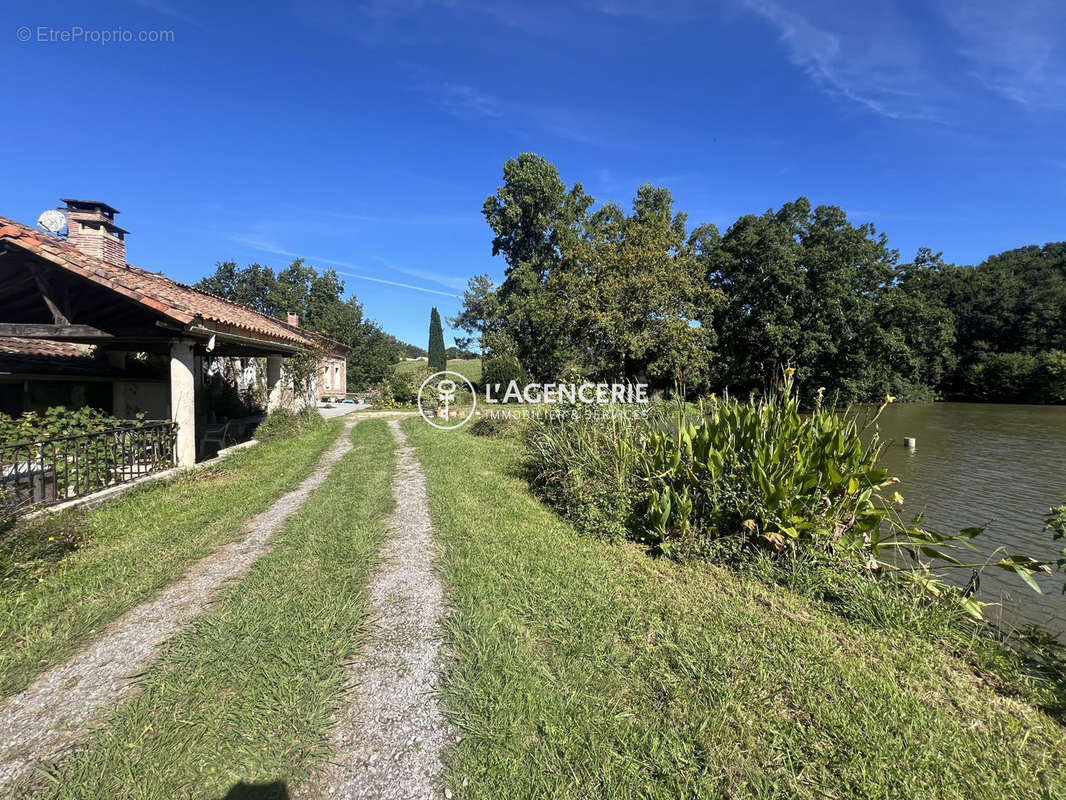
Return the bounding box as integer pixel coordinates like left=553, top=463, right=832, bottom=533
left=303, top=419, right=450, bottom=800
left=0, top=419, right=357, bottom=791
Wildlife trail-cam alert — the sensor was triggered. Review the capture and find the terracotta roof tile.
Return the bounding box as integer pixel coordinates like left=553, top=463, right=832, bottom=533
left=0, top=337, right=92, bottom=359
left=0, top=338, right=166, bottom=379
left=0, top=337, right=102, bottom=377
left=0, top=216, right=345, bottom=352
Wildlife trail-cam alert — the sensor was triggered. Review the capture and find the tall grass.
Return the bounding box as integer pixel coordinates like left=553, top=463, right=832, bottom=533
left=254, top=406, right=326, bottom=441
left=523, top=374, right=1048, bottom=622
left=411, top=421, right=1066, bottom=799
left=524, top=407, right=664, bottom=542
left=0, top=420, right=340, bottom=697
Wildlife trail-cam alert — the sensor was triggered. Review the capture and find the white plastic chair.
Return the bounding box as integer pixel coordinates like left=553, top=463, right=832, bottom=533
left=199, top=421, right=230, bottom=455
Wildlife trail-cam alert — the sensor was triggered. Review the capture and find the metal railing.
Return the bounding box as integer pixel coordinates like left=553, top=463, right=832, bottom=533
left=0, top=421, right=177, bottom=509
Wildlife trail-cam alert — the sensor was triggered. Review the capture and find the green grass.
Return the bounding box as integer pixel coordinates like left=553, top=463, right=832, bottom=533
left=395, top=358, right=482, bottom=384
left=403, top=420, right=1066, bottom=800
left=0, top=421, right=341, bottom=698
left=29, top=419, right=395, bottom=799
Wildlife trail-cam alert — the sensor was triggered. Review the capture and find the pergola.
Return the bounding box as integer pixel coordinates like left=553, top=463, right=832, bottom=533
left=0, top=215, right=322, bottom=466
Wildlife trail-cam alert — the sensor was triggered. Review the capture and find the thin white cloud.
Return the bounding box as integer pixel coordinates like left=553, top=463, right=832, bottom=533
left=741, top=0, right=1066, bottom=119
left=231, top=237, right=463, bottom=298
left=331, top=270, right=462, bottom=299
left=939, top=0, right=1066, bottom=109
left=435, top=83, right=504, bottom=119
left=418, top=77, right=617, bottom=146
left=132, top=0, right=201, bottom=25
left=592, top=0, right=706, bottom=18
left=287, top=204, right=479, bottom=226
left=371, top=256, right=470, bottom=291
left=741, top=0, right=943, bottom=121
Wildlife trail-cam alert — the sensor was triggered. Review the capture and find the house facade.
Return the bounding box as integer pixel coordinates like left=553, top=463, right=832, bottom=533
left=0, top=199, right=348, bottom=465
left=318, top=355, right=348, bottom=399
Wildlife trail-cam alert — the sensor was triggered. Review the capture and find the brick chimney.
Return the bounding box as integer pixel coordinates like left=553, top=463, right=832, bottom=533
left=62, top=198, right=127, bottom=266
left=287, top=313, right=299, bottom=326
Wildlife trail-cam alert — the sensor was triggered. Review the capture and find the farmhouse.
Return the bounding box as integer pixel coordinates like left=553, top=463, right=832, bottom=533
left=0, top=199, right=347, bottom=466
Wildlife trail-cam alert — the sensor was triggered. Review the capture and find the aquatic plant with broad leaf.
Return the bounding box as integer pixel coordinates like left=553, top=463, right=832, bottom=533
left=640, top=370, right=1052, bottom=620
left=1047, top=504, right=1066, bottom=595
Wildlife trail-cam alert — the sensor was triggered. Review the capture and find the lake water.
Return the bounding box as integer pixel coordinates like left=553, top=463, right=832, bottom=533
left=873, top=403, right=1066, bottom=634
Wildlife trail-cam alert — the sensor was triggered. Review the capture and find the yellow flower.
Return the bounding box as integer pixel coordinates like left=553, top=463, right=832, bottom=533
left=884, top=394, right=896, bottom=404
left=891, top=491, right=904, bottom=505
left=784, top=367, right=796, bottom=377
left=47, top=536, right=54, bottom=542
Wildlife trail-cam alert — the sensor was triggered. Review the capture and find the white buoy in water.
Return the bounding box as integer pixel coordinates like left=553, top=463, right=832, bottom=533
left=903, top=436, right=916, bottom=449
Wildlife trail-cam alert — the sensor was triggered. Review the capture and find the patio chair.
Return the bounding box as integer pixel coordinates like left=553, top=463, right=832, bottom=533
left=199, top=421, right=230, bottom=456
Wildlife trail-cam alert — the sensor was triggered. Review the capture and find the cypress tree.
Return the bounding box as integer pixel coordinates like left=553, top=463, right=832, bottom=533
left=428, top=307, right=447, bottom=372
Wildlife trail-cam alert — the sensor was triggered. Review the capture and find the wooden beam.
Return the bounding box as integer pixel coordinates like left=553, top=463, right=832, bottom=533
left=26, top=262, right=69, bottom=325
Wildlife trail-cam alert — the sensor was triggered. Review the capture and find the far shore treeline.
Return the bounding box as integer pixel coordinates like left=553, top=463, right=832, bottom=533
left=452, top=154, right=1066, bottom=405
left=198, top=152, right=1065, bottom=404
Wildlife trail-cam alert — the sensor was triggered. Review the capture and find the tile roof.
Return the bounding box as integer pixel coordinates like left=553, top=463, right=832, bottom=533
left=0, top=338, right=168, bottom=378
left=0, top=216, right=345, bottom=352
left=0, top=337, right=114, bottom=377
left=0, top=338, right=91, bottom=359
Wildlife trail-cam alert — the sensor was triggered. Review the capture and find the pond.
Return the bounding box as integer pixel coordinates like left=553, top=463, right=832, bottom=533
left=873, top=403, right=1066, bottom=634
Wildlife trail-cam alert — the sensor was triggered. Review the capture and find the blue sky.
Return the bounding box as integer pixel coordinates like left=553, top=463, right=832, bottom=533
left=2, top=0, right=1064, bottom=348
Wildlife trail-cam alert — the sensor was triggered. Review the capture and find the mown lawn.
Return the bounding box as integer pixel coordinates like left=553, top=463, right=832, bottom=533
left=0, top=421, right=340, bottom=698
left=29, top=419, right=395, bottom=799
left=404, top=420, right=1066, bottom=800
left=395, top=357, right=482, bottom=384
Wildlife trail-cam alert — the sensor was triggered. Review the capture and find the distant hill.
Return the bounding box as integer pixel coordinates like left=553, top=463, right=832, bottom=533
left=394, top=358, right=482, bottom=384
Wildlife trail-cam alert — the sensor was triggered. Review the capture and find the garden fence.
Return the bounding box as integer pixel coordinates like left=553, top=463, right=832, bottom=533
left=0, top=421, right=177, bottom=510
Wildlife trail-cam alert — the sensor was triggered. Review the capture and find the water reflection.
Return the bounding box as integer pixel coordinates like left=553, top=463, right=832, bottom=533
left=873, top=403, right=1066, bottom=634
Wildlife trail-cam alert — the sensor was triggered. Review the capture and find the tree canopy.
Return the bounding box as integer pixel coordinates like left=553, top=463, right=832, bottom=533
left=196, top=259, right=416, bottom=391
left=455, top=153, right=1064, bottom=404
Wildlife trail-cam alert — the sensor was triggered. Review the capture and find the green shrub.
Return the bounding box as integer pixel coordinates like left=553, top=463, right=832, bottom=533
left=523, top=407, right=656, bottom=542
left=366, top=379, right=397, bottom=409
left=960, top=350, right=1066, bottom=403
left=390, top=369, right=423, bottom=405
left=523, top=372, right=1048, bottom=621
left=0, top=406, right=151, bottom=445
left=369, top=368, right=428, bottom=408
left=253, top=407, right=326, bottom=442
left=641, top=379, right=891, bottom=560
left=481, top=355, right=527, bottom=393
left=468, top=413, right=522, bottom=439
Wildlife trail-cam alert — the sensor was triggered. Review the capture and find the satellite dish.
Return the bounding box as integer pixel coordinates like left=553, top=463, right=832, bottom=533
left=37, top=209, right=66, bottom=234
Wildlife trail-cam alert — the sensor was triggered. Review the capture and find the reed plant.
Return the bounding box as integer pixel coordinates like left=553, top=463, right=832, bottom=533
left=523, top=370, right=1049, bottom=621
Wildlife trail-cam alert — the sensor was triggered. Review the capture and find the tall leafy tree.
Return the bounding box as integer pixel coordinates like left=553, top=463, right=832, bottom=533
left=428, top=307, right=447, bottom=372
left=559, top=185, right=721, bottom=391
left=922, top=242, right=1066, bottom=401
left=481, top=153, right=593, bottom=380
left=268, top=259, right=346, bottom=330
left=462, top=154, right=1065, bottom=404
left=195, top=260, right=414, bottom=391
left=867, top=248, right=957, bottom=398
left=347, top=320, right=406, bottom=388
left=710, top=199, right=910, bottom=402
left=196, top=261, right=275, bottom=312
left=449, top=273, right=500, bottom=356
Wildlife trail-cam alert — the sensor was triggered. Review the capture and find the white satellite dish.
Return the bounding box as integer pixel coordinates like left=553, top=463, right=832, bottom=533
left=37, top=209, right=66, bottom=234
